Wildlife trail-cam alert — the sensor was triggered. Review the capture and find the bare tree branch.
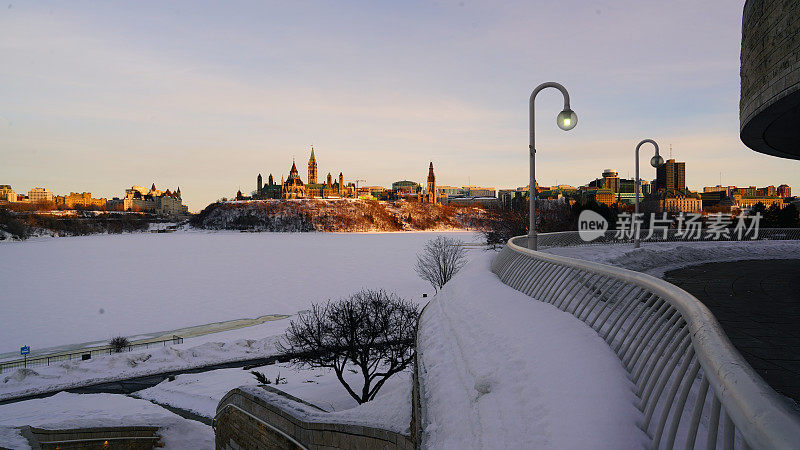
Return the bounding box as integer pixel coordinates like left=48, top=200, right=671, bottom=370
left=277, top=289, right=419, bottom=404
left=414, top=236, right=468, bottom=292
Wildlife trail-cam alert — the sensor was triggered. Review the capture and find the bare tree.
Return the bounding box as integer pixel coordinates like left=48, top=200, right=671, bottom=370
left=277, top=289, right=419, bottom=404
left=415, top=236, right=468, bottom=292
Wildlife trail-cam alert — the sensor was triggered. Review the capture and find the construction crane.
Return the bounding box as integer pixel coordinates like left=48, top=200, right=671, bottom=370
left=352, top=179, right=366, bottom=198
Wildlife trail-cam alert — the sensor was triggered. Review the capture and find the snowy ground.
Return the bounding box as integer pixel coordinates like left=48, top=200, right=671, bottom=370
left=0, top=348, right=412, bottom=448
left=135, top=362, right=412, bottom=433
left=234, top=372, right=413, bottom=435
left=13, top=233, right=783, bottom=448
left=0, top=392, right=215, bottom=449
left=417, top=252, right=649, bottom=449
left=0, top=230, right=480, bottom=356
left=135, top=361, right=405, bottom=417
left=0, top=230, right=472, bottom=442
left=1, top=231, right=481, bottom=400
left=0, top=319, right=288, bottom=400
left=544, top=239, right=800, bottom=276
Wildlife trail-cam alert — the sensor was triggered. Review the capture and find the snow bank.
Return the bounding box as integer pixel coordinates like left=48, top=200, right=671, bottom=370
left=544, top=240, right=800, bottom=276
left=417, top=252, right=649, bottom=449
left=236, top=371, right=412, bottom=436
left=0, top=392, right=214, bottom=449
left=0, top=330, right=281, bottom=401
left=327, top=371, right=412, bottom=434
left=0, top=427, right=29, bottom=450
left=135, top=362, right=411, bottom=432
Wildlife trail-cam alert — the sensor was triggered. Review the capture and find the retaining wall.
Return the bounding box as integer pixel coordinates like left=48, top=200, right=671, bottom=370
left=215, top=386, right=415, bottom=450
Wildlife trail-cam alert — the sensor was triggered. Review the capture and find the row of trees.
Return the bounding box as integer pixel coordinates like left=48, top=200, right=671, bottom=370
left=1, top=201, right=121, bottom=212
left=751, top=203, right=800, bottom=228
left=191, top=200, right=477, bottom=232
left=479, top=200, right=800, bottom=245
left=0, top=207, right=153, bottom=240
left=480, top=199, right=621, bottom=245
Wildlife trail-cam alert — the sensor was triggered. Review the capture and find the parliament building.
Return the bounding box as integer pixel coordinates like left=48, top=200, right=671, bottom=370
left=240, top=147, right=438, bottom=204
left=248, top=147, right=355, bottom=200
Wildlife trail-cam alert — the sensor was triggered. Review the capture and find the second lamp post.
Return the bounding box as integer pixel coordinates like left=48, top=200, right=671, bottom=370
left=528, top=82, right=577, bottom=250
left=634, top=139, right=663, bottom=248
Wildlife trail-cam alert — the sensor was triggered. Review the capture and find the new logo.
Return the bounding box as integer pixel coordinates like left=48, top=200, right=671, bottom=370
left=578, top=210, right=608, bottom=242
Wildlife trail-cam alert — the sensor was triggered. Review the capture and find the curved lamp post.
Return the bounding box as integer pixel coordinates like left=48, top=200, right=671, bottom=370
left=529, top=82, right=577, bottom=250
left=634, top=139, right=663, bottom=248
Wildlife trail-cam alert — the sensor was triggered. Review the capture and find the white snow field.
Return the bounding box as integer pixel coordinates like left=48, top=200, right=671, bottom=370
left=0, top=231, right=479, bottom=399
left=417, top=252, right=650, bottom=449
left=0, top=392, right=215, bottom=449
left=0, top=230, right=480, bottom=355
left=544, top=239, right=800, bottom=276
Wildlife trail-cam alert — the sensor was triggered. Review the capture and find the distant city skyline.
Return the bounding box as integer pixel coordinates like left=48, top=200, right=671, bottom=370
left=2, top=144, right=796, bottom=211
left=2, top=0, right=798, bottom=211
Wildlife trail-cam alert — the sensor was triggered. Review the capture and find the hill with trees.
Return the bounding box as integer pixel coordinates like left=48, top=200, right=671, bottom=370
left=190, top=199, right=485, bottom=232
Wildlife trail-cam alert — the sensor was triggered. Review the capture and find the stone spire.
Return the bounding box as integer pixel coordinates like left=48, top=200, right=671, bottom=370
left=426, top=162, right=437, bottom=204
left=308, top=146, right=318, bottom=185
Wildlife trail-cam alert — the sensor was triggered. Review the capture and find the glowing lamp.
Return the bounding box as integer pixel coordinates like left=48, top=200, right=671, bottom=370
left=557, top=109, right=577, bottom=131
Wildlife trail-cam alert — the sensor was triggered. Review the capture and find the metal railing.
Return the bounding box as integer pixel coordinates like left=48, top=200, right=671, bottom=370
left=492, top=236, right=800, bottom=449
left=215, top=403, right=308, bottom=450
left=535, top=228, right=800, bottom=249
left=0, top=335, right=183, bottom=374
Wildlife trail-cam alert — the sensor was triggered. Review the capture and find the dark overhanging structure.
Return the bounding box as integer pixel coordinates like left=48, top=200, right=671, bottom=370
left=740, top=0, right=800, bottom=161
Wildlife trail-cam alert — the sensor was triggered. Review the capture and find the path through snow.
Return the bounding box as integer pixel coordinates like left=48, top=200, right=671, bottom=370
left=417, top=252, right=649, bottom=449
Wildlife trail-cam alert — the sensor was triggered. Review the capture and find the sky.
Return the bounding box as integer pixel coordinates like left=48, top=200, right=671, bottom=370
left=1, top=0, right=796, bottom=211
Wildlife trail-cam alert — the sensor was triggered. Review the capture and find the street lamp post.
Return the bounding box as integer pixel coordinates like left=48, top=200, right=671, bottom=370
left=529, top=82, right=577, bottom=250
left=634, top=139, right=663, bottom=248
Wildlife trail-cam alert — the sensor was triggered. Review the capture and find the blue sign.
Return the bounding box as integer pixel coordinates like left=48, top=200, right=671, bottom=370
left=20, top=346, right=30, bottom=356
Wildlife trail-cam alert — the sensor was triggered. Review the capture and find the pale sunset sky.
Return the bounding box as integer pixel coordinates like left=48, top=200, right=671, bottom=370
left=1, top=0, right=797, bottom=211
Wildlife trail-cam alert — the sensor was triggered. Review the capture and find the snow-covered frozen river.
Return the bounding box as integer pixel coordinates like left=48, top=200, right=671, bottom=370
left=0, top=231, right=481, bottom=355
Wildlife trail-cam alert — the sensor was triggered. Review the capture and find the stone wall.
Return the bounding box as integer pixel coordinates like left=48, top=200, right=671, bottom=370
left=215, top=386, right=415, bottom=450
left=740, top=0, right=800, bottom=159
left=740, top=0, right=800, bottom=126
left=18, top=425, right=161, bottom=449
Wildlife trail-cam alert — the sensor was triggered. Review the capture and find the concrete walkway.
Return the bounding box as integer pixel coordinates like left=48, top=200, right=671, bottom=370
left=664, top=259, right=800, bottom=403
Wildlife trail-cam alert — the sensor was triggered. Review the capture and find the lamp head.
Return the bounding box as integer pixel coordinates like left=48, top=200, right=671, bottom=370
left=650, top=154, right=664, bottom=168
left=556, top=109, right=577, bottom=131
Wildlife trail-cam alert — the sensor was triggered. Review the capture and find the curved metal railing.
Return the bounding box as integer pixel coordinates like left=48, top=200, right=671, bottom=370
left=492, top=236, right=800, bottom=449
left=535, top=228, right=800, bottom=249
